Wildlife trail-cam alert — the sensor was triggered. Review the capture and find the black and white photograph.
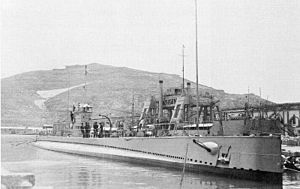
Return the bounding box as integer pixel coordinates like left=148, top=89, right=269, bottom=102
left=1, top=0, right=300, bottom=188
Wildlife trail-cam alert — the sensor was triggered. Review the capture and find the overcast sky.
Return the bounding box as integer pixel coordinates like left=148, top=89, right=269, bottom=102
left=1, top=0, right=300, bottom=103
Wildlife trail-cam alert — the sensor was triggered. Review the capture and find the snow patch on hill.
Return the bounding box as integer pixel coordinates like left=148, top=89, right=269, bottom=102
left=37, top=83, right=86, bottom=99
left=34, top=83, right=87, bottom=109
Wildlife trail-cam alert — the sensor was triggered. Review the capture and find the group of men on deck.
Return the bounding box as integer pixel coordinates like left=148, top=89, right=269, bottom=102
left=80, top=122, right=104, bottom=138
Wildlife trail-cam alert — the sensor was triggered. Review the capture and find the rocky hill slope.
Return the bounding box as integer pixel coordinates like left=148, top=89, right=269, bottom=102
left=1, top=63, right=268, bottom=127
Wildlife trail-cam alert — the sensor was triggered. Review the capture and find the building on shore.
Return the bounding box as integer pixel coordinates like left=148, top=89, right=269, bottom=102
left=1, top=126, right=42, bottom=135
left=222, top=102, right=300, bottom=136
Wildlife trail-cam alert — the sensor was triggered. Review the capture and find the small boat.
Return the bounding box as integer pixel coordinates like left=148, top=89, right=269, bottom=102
left=284, top=156, right=300, bottom=172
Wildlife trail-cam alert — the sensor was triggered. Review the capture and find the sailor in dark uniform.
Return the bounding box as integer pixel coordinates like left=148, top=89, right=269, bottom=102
left=99, top=122, right=104, bottom=138
left=80, top=123, right=85, bottom=138
left=85, top=122, right=91, bottom=138
left=93, top=122, right=99, bottom=138
left=85, top=122, right=90, bottom=138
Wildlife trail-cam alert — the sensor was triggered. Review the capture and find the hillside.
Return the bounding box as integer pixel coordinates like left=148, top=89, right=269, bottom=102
left=1, top=63, right=268, bottom=127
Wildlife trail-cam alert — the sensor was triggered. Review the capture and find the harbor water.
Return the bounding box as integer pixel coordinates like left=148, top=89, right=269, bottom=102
left=1, top=135, right=299, bottom=189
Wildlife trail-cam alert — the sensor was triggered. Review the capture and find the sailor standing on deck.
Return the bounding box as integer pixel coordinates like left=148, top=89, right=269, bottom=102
left=99, top=122, right=104, bottom=138
left=80, top=123, right=85, bottom=138
left=93, top=122, right=99, bottom=138
left=85, top=122, right=90, bottom=138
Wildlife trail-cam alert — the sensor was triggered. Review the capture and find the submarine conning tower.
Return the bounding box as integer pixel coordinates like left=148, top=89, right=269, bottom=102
left=70, top=103, right=93, bottom=136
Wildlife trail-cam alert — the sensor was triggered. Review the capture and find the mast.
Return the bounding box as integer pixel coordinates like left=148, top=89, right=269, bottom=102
left=259, top=87, right=262, bottom=117
left=181, top=45, right=186, bottom=90
left=195, top=0, right=200, bottom=132
left=247, top=86, right=250, bottom=105
left=259, top=87, right=261, bottom=99
left=259, top=87, right=261, bottom=118
left=84, top=65, right=87, bottom=103
left=67, top=68, right=70, bottom=126
left=131, top=94, right=134, bottom=128
left=67, top=70, right=70, bottom=109
left=158, top=80, right=164, bottom=122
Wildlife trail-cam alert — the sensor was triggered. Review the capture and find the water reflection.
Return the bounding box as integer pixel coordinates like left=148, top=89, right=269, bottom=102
left=1, top=135, right=298, bottom=189
left=179, top=172, right=282, bottom=189
left=284, top=171, right=300, bottom=181
left=283, top=172, right=300, bottom=189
